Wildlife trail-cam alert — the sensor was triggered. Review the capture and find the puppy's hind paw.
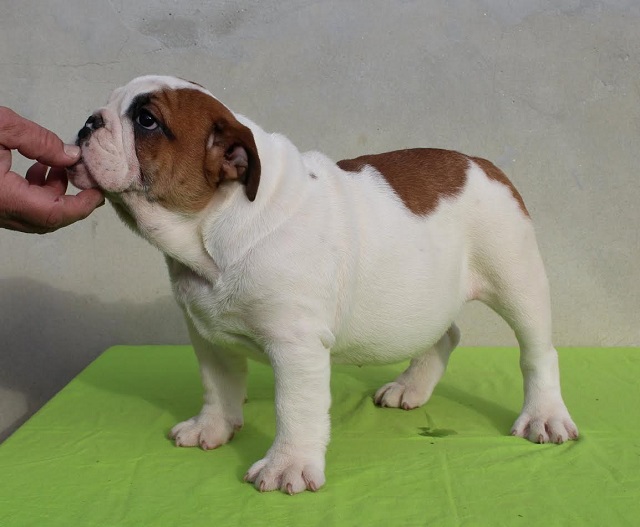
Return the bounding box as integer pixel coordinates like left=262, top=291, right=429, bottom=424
left=374, top=381, right=428, bottom=410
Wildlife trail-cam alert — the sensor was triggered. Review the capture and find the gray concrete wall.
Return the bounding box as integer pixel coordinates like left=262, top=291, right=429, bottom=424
left=1, top=0, right=638, bottom=441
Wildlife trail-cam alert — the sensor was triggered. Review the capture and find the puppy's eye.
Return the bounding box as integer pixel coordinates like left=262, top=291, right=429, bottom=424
left=136, top=109, right=159, bottom=130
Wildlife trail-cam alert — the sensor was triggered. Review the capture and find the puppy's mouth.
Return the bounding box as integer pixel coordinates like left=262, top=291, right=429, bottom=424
left=66, top=156, right=99, bottom=189
left=68, top=156, right=127, bottom=203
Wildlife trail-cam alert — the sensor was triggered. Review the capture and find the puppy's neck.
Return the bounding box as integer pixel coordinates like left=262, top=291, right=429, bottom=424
left=200, top=125, right=313, bottom=270
left=124, top=194, right=220, bottom=281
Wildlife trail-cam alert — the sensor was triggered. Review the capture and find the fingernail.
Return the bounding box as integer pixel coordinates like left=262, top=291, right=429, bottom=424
left=64, top=144, right=81, bottom=158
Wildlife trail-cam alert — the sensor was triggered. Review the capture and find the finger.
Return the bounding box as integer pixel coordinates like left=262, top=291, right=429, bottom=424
left=0, top=142, right=11, bottom=174
left=0, top=217, right=51, bottom=234
left=0, top=106, right=80, bottom=167
left=25, top=162, right=48, bottom=186
left=44, top=166, right=69, bottom=195
left=39, top=189, right=105, bottom=230
left=3, top=178, right=104, bottom=231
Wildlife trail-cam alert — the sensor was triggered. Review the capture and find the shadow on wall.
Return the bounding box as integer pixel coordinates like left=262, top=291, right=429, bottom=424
left=0, top=277, right=188, bottom=442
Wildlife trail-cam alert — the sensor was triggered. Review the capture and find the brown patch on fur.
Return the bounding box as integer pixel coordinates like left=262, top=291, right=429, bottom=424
left=470, top=157, right=529, bottom=217
left=133, top=88, right=260, bottom=212
left=337, top=149, right=469, bottom=215
left=338, top=148, right=529, bottom=217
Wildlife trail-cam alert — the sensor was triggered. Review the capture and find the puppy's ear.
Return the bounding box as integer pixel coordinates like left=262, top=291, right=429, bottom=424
left=204, top=119, right=261, bottom=201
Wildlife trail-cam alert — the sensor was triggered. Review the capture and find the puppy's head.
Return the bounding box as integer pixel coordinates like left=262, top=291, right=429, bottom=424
left=68, top=75, right=261, bottom=218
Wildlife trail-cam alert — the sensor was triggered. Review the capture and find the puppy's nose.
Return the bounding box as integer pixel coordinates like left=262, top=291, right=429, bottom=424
left=77, top=112, right=105, bottom=142
left=86, top=113, right=105, bottom=130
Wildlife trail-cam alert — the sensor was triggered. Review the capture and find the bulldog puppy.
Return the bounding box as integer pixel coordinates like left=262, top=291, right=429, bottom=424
left=68, top=75, right=578, bottom=494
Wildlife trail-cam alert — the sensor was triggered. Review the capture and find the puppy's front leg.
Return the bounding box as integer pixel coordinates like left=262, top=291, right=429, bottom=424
left=170, top=319, right=247, bottom=450
left=245, top=340, right=331, bottom=494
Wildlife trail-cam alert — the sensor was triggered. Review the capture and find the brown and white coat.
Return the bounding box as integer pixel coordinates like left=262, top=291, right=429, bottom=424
left=69, top=75, right=578, bottom=495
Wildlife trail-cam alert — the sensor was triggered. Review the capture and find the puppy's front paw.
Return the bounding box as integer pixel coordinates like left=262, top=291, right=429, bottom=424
left=244, top=452, right=325, bottom=494
left=374, top=381, right=428, bottom=410
left=169, top=413, right=241, bottom=450
left=511, top=404, right=579, bottom=444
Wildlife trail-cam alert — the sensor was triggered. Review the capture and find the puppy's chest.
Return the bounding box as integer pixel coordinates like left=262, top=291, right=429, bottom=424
left=168, top=260, right=258, bottom=350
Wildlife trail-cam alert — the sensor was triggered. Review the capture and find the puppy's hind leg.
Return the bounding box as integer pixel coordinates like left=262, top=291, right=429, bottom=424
left=375, top=323, right=460, bottom=410
left=474, top=219, right=578, bottom=444
left=169, top=318, right=247, bottom=450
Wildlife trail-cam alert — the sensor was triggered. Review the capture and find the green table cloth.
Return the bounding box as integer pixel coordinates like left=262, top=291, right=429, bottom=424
left=1, top=346, right=638, bottom=526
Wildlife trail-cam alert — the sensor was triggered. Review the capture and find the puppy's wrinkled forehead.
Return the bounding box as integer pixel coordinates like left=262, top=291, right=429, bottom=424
left=109, top=75, right=213, bottom=115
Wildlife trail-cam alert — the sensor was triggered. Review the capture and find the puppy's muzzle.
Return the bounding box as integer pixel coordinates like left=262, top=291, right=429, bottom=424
left=76, top=112, right=105, bottom=144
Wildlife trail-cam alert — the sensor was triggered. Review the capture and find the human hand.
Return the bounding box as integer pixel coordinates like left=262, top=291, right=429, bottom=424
left=0, top=106, right=104, bottom=234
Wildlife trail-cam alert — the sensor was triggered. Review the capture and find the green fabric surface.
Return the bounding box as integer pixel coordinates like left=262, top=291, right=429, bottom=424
left=1, top=346, right=638, bottom=526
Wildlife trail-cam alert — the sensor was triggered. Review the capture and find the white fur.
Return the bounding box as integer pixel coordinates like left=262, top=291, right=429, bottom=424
left=69, top=75, right=578, bottom=495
